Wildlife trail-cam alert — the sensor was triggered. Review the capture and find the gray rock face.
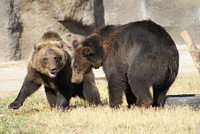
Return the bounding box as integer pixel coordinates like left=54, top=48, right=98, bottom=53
left=0, top=0, right=21, bottom=61
left=19, top=0, right=104, bottom=60
left=0, top=0, right=200, bottom=61
left=103, top=0, right=200, bottom=45
left=0, top=0, right=104, bottom=61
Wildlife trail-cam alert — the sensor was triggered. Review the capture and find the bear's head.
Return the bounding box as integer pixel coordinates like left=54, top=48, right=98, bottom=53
left=71, top=35, right=103, bottom=83
left=30, top=31, right=67, bottom=78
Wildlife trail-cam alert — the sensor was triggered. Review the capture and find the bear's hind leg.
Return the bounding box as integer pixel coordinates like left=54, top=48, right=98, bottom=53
left=125, top=84, right=137, bottom=108
left=127, top=72, right=153, bottom=107
left=152, top=85, right=169, bottom=107
left=152, top=65, right=178, bottom=107
left=152, top=78, right=175, bottom=107
left=127, top=58, right=154, bottom=107
left=128, top=79, right=153, bottom=107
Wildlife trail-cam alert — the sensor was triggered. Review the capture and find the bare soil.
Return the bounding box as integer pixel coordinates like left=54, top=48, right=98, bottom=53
left=0, top=44, right=198, bottom=96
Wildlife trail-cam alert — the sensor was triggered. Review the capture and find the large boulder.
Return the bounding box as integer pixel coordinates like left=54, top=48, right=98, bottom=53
left=0, top=0, right=21, bottom=61
left=0, top=0, right=104, bottom=61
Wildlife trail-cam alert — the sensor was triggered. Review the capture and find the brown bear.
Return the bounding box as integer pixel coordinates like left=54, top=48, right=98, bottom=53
left=71, top=20, right=179, bottom=108
left=8, top=31, right=101, bottom=110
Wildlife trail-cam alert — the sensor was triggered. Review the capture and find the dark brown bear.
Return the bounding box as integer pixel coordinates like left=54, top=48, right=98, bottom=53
left=71, top=20, right=179, bottom=108
left=8, top=31, right=101, bottom=110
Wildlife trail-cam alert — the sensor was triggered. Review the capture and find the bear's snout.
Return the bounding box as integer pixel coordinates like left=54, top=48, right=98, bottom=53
left=71, top=77, right=81, bottom=84
left=48, top=67, right=58, bottom=78
left=71, top=75, right=83, bottom=84
left=50, top=67, right=57, bottom=72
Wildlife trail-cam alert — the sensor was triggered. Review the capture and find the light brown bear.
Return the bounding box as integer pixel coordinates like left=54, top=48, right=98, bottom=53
left=8, top=31, right=101, bottom=110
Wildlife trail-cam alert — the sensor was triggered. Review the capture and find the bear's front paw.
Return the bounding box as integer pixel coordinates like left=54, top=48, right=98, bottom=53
left=8, top=102, right=22, bottom=109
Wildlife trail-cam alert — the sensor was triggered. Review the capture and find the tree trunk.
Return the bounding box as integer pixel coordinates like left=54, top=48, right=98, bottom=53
left=180, top=30, right=200, bottom=73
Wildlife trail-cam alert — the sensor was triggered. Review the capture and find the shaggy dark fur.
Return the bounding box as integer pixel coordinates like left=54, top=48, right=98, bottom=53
left=71, top=20, right=179, bottom=108
left=8, top=31, right=101, bottom=110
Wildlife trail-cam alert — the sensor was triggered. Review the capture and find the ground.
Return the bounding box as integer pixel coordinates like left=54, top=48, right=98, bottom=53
left=0, top=44, right=199, bottom=96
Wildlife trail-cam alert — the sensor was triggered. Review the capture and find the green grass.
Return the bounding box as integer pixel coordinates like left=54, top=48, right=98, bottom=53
left=0, top=75, right=200, bottom=134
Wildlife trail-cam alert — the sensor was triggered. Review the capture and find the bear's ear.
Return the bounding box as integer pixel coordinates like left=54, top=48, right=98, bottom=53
left=72, top=40, right=80, bottom=49
left=55, top=42, right=63, bottom=49
left=34, top=43, right=42, bottom=51
left=82, top=46, right=94, bottom=56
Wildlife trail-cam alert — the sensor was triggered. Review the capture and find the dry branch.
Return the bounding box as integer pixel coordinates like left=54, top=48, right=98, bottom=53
left=180, top=30, right=200, bottom=73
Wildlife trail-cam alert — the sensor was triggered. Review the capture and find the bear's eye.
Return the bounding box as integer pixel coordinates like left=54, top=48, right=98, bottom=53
left=74, top=65, right=80, bottom=72
left=43, top=58, right=48, bottom=63
left=54, top=56, right=59, bottom=62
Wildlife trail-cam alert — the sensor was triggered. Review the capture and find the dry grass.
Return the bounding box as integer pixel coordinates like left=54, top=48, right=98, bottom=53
left=0, top=74, right=200, bottom=134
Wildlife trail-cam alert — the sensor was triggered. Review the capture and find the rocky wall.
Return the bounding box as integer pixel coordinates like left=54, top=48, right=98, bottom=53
left=0, top=0, right=200, bottom=61
left=0, top=0, right=104, bottom=61
left=104, top=0, right=200, bottom=45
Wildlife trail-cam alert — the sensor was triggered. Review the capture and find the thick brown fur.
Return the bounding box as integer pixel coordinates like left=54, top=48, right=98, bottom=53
left=71, top=20, right=179, bottom=108
left=8, top=31, right=101, bottom=110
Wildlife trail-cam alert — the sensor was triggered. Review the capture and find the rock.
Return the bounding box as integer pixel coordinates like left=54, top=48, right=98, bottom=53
left=0, top=0, right=104, bottom=61
left=0, top=0, right=200, bottom=61
left=0, top=0, right=21, bottom=61
left=18, top=0, right=104, bottom=60
left=103, top=0, right=200, bottom=45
